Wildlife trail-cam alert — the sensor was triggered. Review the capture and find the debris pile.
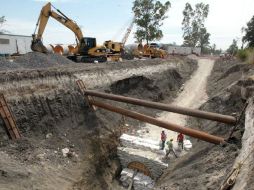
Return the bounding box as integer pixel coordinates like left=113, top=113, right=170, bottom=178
left=0, top=52, right=75, bottom=70
left=120, top=168, right=154, bottom=190
left=15, top=52, right=74, bottom=67
left=120, top=134, right=162, bottom=154
left=0, top=57, right=20, bottom=69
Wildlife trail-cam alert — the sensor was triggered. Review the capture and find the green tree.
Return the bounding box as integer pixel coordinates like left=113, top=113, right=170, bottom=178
left=182, top=2, right=210, bottom=53
left=132, top=0, right=170, bottom=44
left=227, top=39, right=238, bottom=55
left=0, top=16, right=6, bottom=34
left=242, top=15, right=254, bottom=48
left=198, top=27, right=210, bottom=53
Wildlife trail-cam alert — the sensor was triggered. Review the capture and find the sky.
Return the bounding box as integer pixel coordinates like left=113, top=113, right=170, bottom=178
left=0, top=0, right=253, bottom=50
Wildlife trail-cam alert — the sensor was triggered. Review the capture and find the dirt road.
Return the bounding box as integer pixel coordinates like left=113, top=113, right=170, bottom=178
left=141, top=58, right=215, bottom=145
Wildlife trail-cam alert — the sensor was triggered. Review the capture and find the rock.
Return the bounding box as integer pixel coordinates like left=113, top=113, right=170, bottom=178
left=36, top=153, right=46, bottom=160
left=120, top=134, right=162, bottom=154
left=120, top=168, right=155, bottom=190
left=61, top=148, right=70, bottom=157
left=46, top=133, right=53, bottom=139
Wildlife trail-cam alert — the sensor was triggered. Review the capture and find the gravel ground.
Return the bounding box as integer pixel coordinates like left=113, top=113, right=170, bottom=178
left=0, top=52, right=75, bottom=70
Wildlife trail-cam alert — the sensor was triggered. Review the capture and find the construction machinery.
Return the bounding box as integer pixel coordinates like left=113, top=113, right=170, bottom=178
left=31, top=2, right=107, bottom=62
left=134, top=43, right=168, bottom=59
left=104, top=17, right=135, bottom=59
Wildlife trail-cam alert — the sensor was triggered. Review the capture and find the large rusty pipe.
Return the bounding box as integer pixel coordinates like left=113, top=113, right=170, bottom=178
left=84, top=90, right=236, bottom=125
left=91, top=100, right=225, bottom=144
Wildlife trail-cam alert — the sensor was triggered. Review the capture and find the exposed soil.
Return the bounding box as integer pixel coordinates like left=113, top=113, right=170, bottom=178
left=141, top=58, right=214, bottom=144
left=0, top=53, right=197, bottom=190
left=2, top=52, right=252, bottom=190
left=155, top=58, right=254, bottom=190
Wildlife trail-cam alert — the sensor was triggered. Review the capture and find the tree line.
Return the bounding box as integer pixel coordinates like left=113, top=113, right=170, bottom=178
left=132, top=0, right=254, bottom=55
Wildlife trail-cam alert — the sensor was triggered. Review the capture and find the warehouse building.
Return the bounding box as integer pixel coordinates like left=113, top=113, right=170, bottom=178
left=0, top=33, right=32, bottom=56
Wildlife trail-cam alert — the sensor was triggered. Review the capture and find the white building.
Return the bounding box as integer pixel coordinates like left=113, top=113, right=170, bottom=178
left=0, top=33, right=32, bottom=55
left=167, top=45, right=201, bottom=56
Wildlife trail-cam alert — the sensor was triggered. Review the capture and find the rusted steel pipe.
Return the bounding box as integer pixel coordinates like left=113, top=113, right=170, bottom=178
left=83, top=90, right=237, bottom=125
left=91, top=100, right=225, bottom=144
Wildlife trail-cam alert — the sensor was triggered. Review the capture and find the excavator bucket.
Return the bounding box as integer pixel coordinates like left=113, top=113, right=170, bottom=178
left=31, top=39, right=48, bottom=53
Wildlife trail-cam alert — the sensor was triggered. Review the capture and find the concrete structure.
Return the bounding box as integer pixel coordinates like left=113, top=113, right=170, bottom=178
left=167, top=45, right=201, bottom=56
left=120, top=168, right=155, bottom=190
left=118, top=133, right=168, bottom=189
left=120, top=134, right=162, bottom=154
left=117, top=147, right=168, bottom=180
left=0, top=33, right=32, bottom=55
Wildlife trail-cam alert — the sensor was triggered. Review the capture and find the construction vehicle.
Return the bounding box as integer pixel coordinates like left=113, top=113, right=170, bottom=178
left=31, top=2, right=107, bottom=62
left=134, top=43, right=168, bottom=59
left=104, top=17, right=135, bottom=59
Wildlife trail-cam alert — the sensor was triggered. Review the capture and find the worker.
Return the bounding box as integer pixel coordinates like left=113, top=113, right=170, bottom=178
left=177, top=133, right=184, bottom=150
left=160, top=130, right=167, bottom=150
left=165, top=139, right=177, bottom=158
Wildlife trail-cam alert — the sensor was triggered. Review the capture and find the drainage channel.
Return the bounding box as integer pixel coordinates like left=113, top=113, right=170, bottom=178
left=76, top=59, right=238, bottom=189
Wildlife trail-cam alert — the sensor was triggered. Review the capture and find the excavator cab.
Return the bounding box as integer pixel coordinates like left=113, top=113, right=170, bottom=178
left=79, top=37, right=97, bottom=55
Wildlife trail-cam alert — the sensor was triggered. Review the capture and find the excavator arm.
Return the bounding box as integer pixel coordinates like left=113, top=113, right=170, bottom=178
left=31, top=2, right=83, bottom=53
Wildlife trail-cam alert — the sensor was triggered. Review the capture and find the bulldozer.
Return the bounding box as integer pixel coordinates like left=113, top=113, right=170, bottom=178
left=31, top=2, right=107, bottom=62
left=134, top=43, right=168, bottom=59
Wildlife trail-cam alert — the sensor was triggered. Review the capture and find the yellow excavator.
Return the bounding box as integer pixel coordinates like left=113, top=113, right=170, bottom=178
left=31, top=2, right=107, bottom=62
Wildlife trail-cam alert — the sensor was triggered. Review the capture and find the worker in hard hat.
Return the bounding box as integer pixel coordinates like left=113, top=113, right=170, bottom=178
left=160, top=130, right=167, bottom=150
left=165, top=139, right=177, bottom=158
left=177, top=133, right=184, bottom=150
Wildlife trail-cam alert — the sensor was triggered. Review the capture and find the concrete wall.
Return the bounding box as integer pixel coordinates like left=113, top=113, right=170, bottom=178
left=0, top=34, right=32, bottom=55
left=117, top=147, right=168, bottom=180
left=167, top=45, right=201, bottom=55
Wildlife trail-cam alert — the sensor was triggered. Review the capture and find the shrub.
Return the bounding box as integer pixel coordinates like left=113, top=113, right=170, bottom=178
left=237, top=49, right=248, bottom=61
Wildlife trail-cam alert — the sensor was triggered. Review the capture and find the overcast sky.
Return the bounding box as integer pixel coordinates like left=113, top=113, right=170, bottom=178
left=0, top=0, right=253, bottom=50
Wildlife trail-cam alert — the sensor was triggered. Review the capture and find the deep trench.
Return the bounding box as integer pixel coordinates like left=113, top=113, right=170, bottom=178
left=0, top=56, right=253, bottom=190
left=0, top=57, right=197, bottom=190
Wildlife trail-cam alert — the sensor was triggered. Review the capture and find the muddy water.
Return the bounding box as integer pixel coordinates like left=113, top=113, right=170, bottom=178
left=141, top=59, right=215, bottom=146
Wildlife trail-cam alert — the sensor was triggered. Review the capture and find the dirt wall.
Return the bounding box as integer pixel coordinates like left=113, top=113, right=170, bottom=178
left=0, top=54, right=197, bottom=190
left=156, top=58, right=254, bottom=190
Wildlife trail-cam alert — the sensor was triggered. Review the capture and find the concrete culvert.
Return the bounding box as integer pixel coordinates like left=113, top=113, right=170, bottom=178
left=127, top=161, right=151, bottom=177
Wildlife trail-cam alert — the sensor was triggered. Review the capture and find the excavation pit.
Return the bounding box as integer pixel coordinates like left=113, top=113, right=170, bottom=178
left=1, top=52, right=253, bottom=190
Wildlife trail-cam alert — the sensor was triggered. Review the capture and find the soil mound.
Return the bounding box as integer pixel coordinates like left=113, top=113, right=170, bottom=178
left=15, top=52, right=74, bottom=68
left=0, top=52, right=75, bottom=70
left=0, top=57, right=20, bottom=69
